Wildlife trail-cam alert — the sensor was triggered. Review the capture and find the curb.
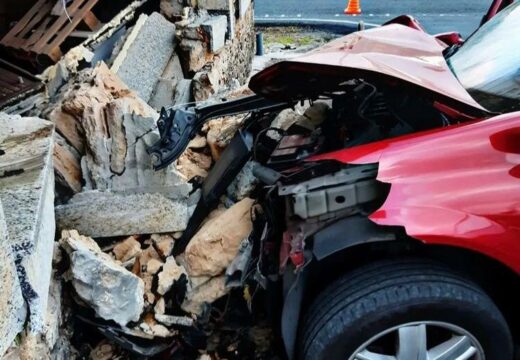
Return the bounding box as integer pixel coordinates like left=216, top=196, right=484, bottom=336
left=254, top=18, right=380, bottom=34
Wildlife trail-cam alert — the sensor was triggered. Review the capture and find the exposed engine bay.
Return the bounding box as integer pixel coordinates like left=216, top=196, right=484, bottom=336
left=140, top=77, right=466, bottom=357
left=149, top=79, right=453, bottom=173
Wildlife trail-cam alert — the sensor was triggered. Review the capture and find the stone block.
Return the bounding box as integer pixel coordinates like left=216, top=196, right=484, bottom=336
left=53, top=64, right=190, bottom=196
left=182, top=22, right=206, bottom=41
left=198, top=0, right=231, bottom=11
left=149, top=78, right=176, bottom=110
left=185, top=198, right=254, bottom=277
left=181, top=276, right=227, bottom=315
left=111, top=13, right=176, bottom=102
left=192, top=4, right=254, bottom=100
left=238, top=0, right=251, bottom=18
left=55, top=191, right=189, bottom=238
left=160, top=0, right=185, bottom=20
left=41, top=275, right=63, bottom=351
left=46, top=61, right=69, bottom=98
left=49, top=108, right=85, bottom=154
left=150, top=53, right=187, bottom=109
left=201, top=15, right=228, bottom=53
left=60, top=230, right=144, bottom=326
left=102, top=105, right=191, bottom=196
left=226, top=161, right=258, bottom=201
left=0, top=113, right=55, bottom=335
left=179, top=38, right=210, bottom=73
left=113, top=236, right=141, bottom=262
left=227, top=0, right=235, bottom=39
left=157, top=256, right=186, bottom=295
left=174, top=79, right=193, bottom=105
left=0, top=199, right=26, bottom=357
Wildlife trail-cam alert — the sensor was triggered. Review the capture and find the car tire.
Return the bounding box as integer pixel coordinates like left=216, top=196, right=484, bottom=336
left=300, top=259, right=513, bottom=360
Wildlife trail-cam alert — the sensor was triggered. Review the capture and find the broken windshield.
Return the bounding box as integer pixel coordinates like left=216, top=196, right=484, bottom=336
left=448, top=1, right=520, bottom=113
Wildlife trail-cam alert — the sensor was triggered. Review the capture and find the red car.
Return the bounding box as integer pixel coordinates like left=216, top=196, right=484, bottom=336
left=147, top=1, right=520, bottom=359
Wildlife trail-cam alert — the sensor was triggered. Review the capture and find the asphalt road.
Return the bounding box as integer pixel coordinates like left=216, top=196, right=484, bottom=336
left=255, top=0, right=492, bottom=37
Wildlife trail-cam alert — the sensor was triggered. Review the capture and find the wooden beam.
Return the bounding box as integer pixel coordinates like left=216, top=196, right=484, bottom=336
left=41, top=0, right=100, bottom=55
left=82, top=10, right=100, bottom=31
left=0, top=0, right=48, bottom=45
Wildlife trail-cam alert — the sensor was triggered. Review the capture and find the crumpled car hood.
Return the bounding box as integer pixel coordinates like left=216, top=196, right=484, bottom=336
left=250, top=24, right=489, bottom=117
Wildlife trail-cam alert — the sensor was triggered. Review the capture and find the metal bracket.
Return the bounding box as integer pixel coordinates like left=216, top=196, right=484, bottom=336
left=147, top=95, right=293, bottom=170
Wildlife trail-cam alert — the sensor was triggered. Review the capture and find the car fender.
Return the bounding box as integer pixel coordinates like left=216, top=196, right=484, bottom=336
left=311, top=111, right=520, bottom=275
left=282, top=113, right=520, bottom=359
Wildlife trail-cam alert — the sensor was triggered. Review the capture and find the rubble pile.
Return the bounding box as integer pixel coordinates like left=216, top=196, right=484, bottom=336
left=55, top=198, right=256, bottom=353
left=0, top=0, right=261, bottom=358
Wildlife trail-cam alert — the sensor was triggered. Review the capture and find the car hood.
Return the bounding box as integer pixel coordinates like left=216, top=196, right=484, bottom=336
left=249, top=24, right=490, bottom=118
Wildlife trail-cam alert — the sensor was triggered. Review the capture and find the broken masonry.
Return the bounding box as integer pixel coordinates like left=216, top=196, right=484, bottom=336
left=0, top=0, right=257, bottom=357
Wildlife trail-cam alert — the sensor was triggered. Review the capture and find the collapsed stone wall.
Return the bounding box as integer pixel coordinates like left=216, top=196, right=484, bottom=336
left=192, top=3, right=255, bottom=100
left=0, top=0, right=258, bottom=357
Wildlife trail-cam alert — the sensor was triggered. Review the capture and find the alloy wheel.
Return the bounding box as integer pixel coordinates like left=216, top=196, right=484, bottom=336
left=349, top=321, right=485, bottom=360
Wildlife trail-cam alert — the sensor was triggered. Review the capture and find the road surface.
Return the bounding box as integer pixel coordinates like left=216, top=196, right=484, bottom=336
left=255, top=0, right=492, bottom=37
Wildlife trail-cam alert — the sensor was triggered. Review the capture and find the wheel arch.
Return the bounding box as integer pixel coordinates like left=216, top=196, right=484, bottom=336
left=281, top=223, right=520, bottom=359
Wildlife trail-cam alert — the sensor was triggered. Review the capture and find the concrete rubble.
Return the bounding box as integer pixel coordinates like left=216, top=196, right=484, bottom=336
left=60, top=230, right=145, bottom=327
left=185, top=197, right=254, bottom=277
left=0, top=0, right=258, bottom=356
left=182, top=275, right=228, bottom=315
left=157, top=256, right=187, bottom=295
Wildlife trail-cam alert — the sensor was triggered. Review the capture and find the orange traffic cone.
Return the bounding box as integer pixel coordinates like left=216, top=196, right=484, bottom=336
left=344, top=0, right=361, bottom=15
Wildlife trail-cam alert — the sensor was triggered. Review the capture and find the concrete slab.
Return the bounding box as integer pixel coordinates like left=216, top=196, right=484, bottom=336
left=0, top=113, right=55, bottom=335
left=55, top=191, right=189, bottom=238
left=0, top=199, right=26, bottom=357
left=111, top=12, right=176, bottom=102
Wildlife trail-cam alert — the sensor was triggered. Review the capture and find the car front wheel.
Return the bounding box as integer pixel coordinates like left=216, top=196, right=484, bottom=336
left=300, top=259, right=513, bottom=360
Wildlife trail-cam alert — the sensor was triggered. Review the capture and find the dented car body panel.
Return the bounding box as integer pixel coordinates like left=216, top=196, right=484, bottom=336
left=250, top=24, right=489, bottom=118
left=312, top=112, right=520, bottom=274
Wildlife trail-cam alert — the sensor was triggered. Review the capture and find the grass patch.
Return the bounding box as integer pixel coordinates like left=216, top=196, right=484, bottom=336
left=265, top=33, right=317, bottom=46
left=298, top=35, right=314, bottom=45
left=270, top=34, right=295, bottom=45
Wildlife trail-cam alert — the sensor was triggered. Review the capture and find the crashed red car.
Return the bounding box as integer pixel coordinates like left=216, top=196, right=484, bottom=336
left=147, top=1, right=520, bottom=359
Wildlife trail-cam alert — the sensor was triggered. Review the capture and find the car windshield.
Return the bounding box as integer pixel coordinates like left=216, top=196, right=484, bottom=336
left=448, top=2, right=520, bottom=113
